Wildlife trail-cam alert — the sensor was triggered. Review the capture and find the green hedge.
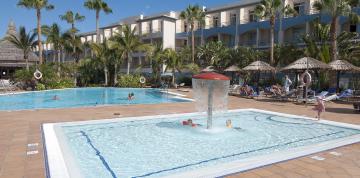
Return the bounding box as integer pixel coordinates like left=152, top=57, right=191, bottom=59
left=117, top=75, right=143, bottom=88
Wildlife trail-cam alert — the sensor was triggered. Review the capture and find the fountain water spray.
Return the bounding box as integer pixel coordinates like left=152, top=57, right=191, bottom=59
left=192, top=72, right=230, bottom=129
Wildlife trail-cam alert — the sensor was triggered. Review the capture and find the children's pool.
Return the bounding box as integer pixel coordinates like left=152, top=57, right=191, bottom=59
left=43, top=109, right=360, bottom=178
left=0, top=88, right=190, bottom=111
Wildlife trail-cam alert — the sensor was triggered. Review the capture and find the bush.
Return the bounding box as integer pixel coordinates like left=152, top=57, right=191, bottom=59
left=117, top=74, right=142, bottom=88
left=35, top=83, right=46, bottom=91
left=46, top=79, right=75, bottom=89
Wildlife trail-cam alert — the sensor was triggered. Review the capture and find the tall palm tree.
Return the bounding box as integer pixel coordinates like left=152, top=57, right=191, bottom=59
left=17, top=0, right=54, bottom=64
left=6, top=26, right=37, bottom=71
left=42, top=23, right=62, bottom=76
left=110, top=25, right=150, bottom=75
left=162, top=48, right=182, bottom=86
left=313, top=0, right=360, bottom=61
left=89, top=41, right=111, bottom=86
left=180, top=5, right=205, bottom=63
left=84, top=0, right=112, bottom=43
left=60, top=11, right=85, bottom=59
left=255, top=0, right=295, bottom=65
left=147, top=43, right=165, bottom=85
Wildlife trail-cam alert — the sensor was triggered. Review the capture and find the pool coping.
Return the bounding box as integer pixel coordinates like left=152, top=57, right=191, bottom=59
left=42, top=109, right=360, bottom=178
left=0, top=87, right=193, bottom=112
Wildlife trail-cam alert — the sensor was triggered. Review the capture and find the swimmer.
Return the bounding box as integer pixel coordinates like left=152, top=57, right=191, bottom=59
left=226, top=119, right=232, bottom=128
left=128, top=92, right=135, bottom=100
left=52, top=95, right=60, bottom=100
left=182, top=119, right=197, bottom=127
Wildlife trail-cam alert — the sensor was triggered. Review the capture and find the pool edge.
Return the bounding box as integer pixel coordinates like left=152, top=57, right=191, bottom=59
left=42, top=108, right=360, bottom=178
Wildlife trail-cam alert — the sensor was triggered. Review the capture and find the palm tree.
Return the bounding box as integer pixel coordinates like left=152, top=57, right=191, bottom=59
left=162, top=48, right=182, bottom=86
left=255, top=0, right=295, bottom=65
left=42, top=23, right=62, bottom=76
left=60, top=11, right=85, bottom=60
left=110, top=25, right=150, bottom=75
left=147, top=43, right=165, bottom=85
left=17, top=0, right=54, bottom=64
left=180, top=5, right=205, bottom=63
left=6, top=26, right=37, bottom=71
left=313, top=0, right=360, bottom=61
left=89, top=41, right=112, bottom=86
left=84, top=0, right=112, bottom=43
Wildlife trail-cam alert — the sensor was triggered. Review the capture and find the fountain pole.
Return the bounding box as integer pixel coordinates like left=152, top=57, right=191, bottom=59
left=207, top=81, right=214, bottom=129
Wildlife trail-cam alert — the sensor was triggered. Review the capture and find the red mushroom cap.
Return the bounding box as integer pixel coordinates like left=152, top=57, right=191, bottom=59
left=193, top=72, right=230, bottom=81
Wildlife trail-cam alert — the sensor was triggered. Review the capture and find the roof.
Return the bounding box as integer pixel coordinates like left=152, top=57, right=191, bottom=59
left=242, top=61, right=275, bottom=71
left=0, top=21, right=39, bottom=66
left=281, top=57, right=330, bottom=71
left=328, top=60, right=360, bottom=71
left=205, top=0, right=261, bottom=13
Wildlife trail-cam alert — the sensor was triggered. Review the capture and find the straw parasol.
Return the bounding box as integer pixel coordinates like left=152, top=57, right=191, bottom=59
left=281, top=57, right=330, bottom=71
left=202, top=66, right=216, bottom=72
left=224, top=65, right=241, bottom=72
left=328, top=60, right=360, bottom=91
left=225, top=65, right=241, bottom=84
left=242, top=61, right=275, bottom=72
left=242, top=61, right=275, bottom=84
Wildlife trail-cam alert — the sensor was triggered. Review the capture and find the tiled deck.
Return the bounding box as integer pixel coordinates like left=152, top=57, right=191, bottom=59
left=0, top=90, right=359, bottom=178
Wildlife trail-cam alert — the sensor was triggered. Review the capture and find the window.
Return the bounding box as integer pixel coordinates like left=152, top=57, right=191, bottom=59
left=230, top=13, right=237, bottom=25
left=350, top=24, right=357, bottom=32
left=294, top=3, right=305, bottom=16
left=249, top=11, right=257, bottom=22
left=213, top=17, right=219, bottom=27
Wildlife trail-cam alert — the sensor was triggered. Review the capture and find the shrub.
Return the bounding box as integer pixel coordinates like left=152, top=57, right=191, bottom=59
left=178, top=76, right=192, bottom=86
left=46, top=79, right=75, bottom=89
left=117, top=74, right=142, bottom=88
left=35, top=83, right=46, bottom=91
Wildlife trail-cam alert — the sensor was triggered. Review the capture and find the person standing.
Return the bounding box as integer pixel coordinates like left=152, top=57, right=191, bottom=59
left=283, top=75, right=293, bottom=93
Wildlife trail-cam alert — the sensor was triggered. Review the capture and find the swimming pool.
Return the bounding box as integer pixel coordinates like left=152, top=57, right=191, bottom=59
left=43, top=109, right=360, bottom=178
left=0, top=88, right=190, bottom=111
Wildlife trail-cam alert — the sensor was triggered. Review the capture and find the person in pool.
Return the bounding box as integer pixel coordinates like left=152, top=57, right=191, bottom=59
left=52, top=95, right=60, bottom=100
left=182, top=119, right=197, bottom=127
left=128, top=92, right=135, bottom=100
left=226, top=119, right=232, bottom=128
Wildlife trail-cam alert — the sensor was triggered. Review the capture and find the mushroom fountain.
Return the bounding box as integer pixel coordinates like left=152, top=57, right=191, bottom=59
left=192, top=72, right=230, bottom=129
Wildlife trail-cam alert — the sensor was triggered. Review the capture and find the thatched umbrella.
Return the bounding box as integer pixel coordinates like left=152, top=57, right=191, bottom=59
left=281, top=57, right=330, bottom=71
left=328, top=60, right=360, bottom=91
left=202, top=66, right=216, bottom=72
left=225, top=65, right=241, bottom=84
left=242, top=61, right=275, bottom=86
left=243, top=61, right=275, bottom=72
left=224, top=65, right=241, bottom=72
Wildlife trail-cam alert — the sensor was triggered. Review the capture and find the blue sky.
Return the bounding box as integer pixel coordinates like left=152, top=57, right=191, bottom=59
left=1, top=0, right=237, bottom=36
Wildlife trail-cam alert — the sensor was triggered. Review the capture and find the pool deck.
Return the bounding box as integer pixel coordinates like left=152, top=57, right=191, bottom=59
left=0, top=89, right=359, bottom=178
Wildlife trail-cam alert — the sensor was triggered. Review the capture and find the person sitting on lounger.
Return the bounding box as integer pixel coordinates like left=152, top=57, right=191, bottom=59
left=271, top=84, right=283, bottom=96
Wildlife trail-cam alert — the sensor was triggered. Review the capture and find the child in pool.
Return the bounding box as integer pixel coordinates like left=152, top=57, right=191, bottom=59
left=313, top=96, right=325, bottom=120
left=182, top=119, right=197, bottom=127
left=226, top=119, right=232, bottom=128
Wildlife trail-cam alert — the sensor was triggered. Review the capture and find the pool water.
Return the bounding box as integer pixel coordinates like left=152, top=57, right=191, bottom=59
left=0, top=88, right=188, bottom=111
left=58, top=110, right=360, bottom=178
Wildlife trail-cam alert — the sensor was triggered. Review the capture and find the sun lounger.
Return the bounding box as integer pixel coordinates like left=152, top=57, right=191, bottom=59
left=229, top=85, right=240, bottom=95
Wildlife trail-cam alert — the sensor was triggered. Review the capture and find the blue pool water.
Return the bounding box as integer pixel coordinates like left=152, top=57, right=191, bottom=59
left=59, top=110, right=360, bottom=178
left=0, top=88, right=188, bottom=111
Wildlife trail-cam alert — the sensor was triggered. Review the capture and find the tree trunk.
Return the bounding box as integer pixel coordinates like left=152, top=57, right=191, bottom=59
left=191, top=23, right=195, bottom=63
left=71, top=23, right=76, bottom=62
left=172, top=69, right=175, bottom=86
left=37, top=9, right=43, bottom=64
left=114, top=64, right=118, bottom=86
left=104, top=67, right=108, bottom=86
left=96, top=10, right=100, bottom=44
left=57, top=50, right=61, bottom=77
left=127, top=53, right=131, bottom=75
left=330, top=17, right=338, bottom=62
left=270, top=18, right=275, bottom=66
left=24, top=53, right=29, bottom=71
